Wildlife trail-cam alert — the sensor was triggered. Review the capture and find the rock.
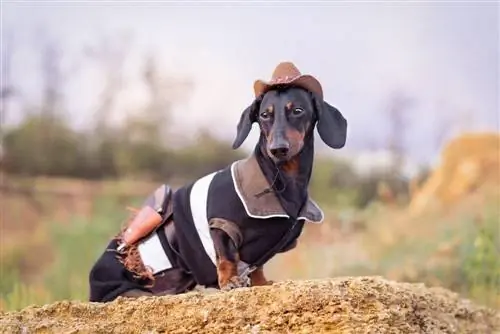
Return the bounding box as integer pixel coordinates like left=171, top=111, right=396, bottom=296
left=1, top=277, right=498, bottom=333
left=409, top=132, right=500, bottom=216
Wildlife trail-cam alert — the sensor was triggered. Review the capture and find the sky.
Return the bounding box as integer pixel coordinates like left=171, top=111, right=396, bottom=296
left=1, top=1, right=499, bottom=168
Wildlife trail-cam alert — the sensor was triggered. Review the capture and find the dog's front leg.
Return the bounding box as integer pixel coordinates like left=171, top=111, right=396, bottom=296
left=209, top=221, right=248, bottom=291
left=250, top=266, right=274, bottom=286
left=249, top=238, right=297, bottom=287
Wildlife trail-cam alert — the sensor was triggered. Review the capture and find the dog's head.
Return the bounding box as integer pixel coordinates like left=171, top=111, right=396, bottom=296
left=232, top=85, right=347, bottom=162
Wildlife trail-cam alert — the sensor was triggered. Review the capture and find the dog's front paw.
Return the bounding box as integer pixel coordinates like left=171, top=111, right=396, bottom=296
left=219, top=275, right=250, bottom=291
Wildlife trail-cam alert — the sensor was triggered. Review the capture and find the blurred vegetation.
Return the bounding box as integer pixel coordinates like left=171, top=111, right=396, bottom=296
left=1, top=114, right=246, bottom=182
left=1, top=31, right=498, bottom=314
left=1, top=193, right=498, bottom=311
left=459, top=208, right=500, bottom=305
left=339, top=198, right=500, bottom=309
left=0, top=31, right=418, bottom=208
left=1, top=111, right=417, bottom=210
left=1, top=196, right=131, bottom=310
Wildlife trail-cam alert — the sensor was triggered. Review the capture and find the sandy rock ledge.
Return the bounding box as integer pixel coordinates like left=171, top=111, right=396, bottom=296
left=1, top=277, right=499, bottom=334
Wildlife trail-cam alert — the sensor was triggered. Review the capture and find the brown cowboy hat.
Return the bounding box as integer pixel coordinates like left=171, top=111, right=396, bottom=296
left=253, top=61, right=324, bottom=99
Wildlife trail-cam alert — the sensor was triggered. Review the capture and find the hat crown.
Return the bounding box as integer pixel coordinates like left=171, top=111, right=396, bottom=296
left=270, top=62, right=302, bottom=83
left=253, top=61, right=323, bottom=99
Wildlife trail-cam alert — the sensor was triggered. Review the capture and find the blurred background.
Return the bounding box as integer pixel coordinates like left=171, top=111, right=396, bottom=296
left=1, top=1, right=498, bottom=311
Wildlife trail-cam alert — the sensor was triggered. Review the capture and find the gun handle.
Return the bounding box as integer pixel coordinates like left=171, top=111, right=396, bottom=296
left=122, top=206, right=163, bottom=246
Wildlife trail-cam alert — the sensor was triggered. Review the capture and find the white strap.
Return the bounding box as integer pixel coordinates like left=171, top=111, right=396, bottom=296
left=137, top=232, right=173, bottom=275
left=189, top=171, right=218, bottom=265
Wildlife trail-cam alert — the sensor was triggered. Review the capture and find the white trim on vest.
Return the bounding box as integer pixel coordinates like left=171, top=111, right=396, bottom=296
left=189, top=171, right=218, bottom=265
left=138, top=232, right=173, bottom=275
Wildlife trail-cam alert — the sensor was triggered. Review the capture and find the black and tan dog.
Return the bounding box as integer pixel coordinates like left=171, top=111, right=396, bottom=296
left=88, top=62, right=347, bottom=302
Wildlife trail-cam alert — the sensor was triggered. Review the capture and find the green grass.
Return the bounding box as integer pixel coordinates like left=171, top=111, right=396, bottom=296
left=459, top=207, right=500, bottom=307
left=337, top=202, right=500, bottom=309
left=1, top=195, right=141, bottom=311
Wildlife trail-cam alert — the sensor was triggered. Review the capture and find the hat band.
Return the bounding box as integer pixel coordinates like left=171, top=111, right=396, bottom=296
left=269, top=75, right=301, bottom=85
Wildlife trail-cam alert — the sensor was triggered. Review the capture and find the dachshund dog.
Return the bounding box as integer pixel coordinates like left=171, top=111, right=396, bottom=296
left=88, top=62, right=347, bottom=302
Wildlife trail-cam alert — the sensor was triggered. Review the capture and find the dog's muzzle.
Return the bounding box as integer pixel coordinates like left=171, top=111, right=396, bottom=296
left=269, top=133, right=290, bottom=160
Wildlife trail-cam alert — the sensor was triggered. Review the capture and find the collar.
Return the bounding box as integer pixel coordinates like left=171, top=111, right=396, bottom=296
left=230, top=154, right=324, bottom=223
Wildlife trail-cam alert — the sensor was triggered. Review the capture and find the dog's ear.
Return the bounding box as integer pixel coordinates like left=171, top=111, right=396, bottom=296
left=232, top=97, right=261, bottom=149
left=313, top=96, right=347, bottom=149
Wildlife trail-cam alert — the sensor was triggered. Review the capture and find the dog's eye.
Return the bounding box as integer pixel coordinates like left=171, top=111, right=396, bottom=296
left=260, top=111, right=271, bottom=120
left=292, top=107, right=304, bottom=116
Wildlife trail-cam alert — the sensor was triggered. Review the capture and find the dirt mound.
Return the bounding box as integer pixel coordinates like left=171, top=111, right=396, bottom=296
left=409, top=132, right=500, bottom=216
left=1, top=277, right=498, bottom=334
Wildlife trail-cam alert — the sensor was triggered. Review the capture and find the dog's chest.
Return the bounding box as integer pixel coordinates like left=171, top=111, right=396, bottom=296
left=236, top=216, right=302, bottom=263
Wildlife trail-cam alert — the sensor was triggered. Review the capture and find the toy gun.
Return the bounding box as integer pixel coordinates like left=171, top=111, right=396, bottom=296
left=117, top=184, right=173, bottom=252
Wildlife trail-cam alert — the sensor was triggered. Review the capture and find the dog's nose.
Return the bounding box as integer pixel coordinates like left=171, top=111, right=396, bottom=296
left=270, top=145, right=290, bottom=159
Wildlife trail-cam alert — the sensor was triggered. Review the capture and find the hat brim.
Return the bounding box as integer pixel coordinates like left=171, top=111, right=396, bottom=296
left=253, top=74, right=323, bottom=99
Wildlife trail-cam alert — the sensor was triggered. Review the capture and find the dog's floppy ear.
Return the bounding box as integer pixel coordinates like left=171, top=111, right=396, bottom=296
left=313, top=96, right=347, bottom=149
left=232, top=97, right=262, bottom=149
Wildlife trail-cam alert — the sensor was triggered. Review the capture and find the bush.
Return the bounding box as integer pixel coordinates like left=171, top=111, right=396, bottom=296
left=2, top=115, right=85, bottom=177
left=459, top=208, right=500, bottom=307
left=1, top=115, right=246, bottom=182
